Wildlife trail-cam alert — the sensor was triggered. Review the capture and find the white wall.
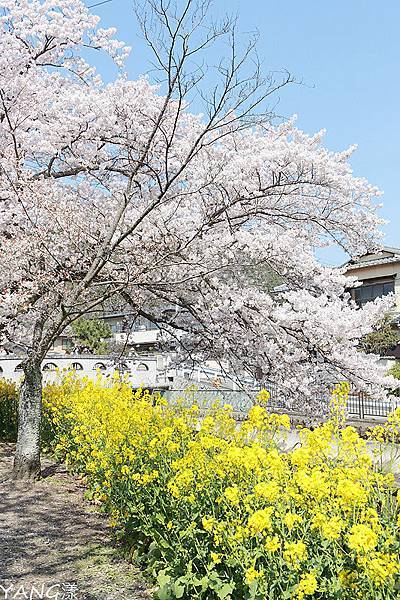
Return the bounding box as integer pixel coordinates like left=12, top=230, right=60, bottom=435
left=378, top=357, right=397, bottom=372
left=0, top=353, right=253, bottom=391
left=115, top=330, right=160, bottom=345
left=0, top=355, right=158, bottom=388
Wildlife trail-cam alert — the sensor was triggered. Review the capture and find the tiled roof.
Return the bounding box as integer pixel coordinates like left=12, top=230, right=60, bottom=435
left=343, top=246, right=400, bottom=270
left=345, top=255, right=400, bottom=270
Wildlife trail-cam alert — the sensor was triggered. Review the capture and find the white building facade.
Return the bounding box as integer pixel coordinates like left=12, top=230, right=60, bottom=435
left=0, top=354, right=158, bottom=388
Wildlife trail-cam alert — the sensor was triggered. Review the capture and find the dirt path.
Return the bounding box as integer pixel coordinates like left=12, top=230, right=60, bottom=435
left=0, top=445, right=153, bottom=600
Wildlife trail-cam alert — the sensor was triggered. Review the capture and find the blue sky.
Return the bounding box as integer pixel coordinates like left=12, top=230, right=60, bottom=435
left=88, top=0, right=400, bottom=265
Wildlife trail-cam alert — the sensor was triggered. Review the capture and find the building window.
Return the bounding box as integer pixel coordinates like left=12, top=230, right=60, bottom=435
left=71, top=362, right=83, bottom=371
left=93, top=362, right=107, bottom=371
left=352, top=278, right=395, bottom=308
left=132, top=316, right=158, bottom=332
left=136, top=362, right=149, bottom=372
left=117, top=362, right=130, bottom=373
left=62, top=338, right=73, bottom=350
left=14, top=363, right=23, bottom=372
left=42, top=363, right=57, bottom=372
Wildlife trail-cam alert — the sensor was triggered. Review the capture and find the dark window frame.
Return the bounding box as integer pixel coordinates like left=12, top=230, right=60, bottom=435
left=350, top=276, right=395, bottom=308
left=42, top=362, right=57, bottom=372
left=61, top=338, right=73, bottom=350
left=71, top=362, right=83, bottom=371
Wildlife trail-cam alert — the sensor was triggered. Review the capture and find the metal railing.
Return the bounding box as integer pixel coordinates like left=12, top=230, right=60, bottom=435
left=157, top=387, right=400, bottom=421
left=346, top=392, right=398, bottom=420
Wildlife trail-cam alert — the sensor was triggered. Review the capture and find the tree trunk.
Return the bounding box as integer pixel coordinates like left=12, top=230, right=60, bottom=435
left=12, top=359, right=43, bottom=480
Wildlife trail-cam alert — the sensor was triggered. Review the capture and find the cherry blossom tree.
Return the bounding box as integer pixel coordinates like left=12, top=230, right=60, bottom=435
left=0, top=0, right=396, bottom=479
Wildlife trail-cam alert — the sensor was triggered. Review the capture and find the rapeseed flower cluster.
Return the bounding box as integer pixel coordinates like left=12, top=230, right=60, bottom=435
left=43, top=376, right=400, bottom=599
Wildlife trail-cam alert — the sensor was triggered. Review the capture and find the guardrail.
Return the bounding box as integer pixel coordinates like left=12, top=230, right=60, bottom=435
left=157, top=387, right=400, bottom=420
left=346, top=392, right=398, bottom=419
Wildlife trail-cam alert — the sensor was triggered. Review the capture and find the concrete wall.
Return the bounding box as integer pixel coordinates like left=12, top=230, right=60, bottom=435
left=378, top=357, right=397, bottom=372
left=0, top=355, right=158, bottom=388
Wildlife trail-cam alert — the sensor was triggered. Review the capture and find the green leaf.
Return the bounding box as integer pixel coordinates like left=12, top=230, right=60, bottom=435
left=157, top=570, right=172, bottom=588
left=172, top=582, right=185, bottom=598
left=217, top=583, right=235, bottom=599
left=248, top=581, right=259, bottom=599
left=156, top=585, right=170, bottom=600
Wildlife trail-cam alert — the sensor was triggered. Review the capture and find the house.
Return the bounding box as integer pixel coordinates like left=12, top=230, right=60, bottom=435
left=343, top=246, right=400, bottom=362
left=48, top=311, right=168, bottom=355
left=343, top=246, right=400, bottom=312
left=48, top=328, right=74, bottom=354
left=105, top=311, right=162, bottom=352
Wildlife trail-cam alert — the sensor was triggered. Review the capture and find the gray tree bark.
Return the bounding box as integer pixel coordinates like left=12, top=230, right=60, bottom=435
left=12, top=358, right=43, bottom=480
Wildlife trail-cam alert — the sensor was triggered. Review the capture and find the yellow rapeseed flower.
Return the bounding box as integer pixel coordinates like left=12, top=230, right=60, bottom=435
left=224, top=485, right=240, bottom=505
left=296, top=571, right=318, bottom=598
left=284, top=512, right=301, bottom=530
left=43, top=375, right=400, bottom=599
left=248, top=508, right=274, bottom=534
left=253, top=480, right=279, bottom=502
left=348, top=524, right=378, bottom=554
left=264, top=536, right=280, bottom=553
left=245, top=566, right=263, bottom=585
left=283, top=541, right=307, bottom=570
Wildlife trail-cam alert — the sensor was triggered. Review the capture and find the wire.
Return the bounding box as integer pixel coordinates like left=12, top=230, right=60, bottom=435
left=87, top=0, right=114, bottom=8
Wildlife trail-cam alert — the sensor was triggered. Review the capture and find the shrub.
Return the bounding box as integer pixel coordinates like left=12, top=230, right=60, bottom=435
left=0, top=379, right=18, bottom=441
left=43, top=376, right=400, bottom=599
left=360, top=316, right=400, bottom=356
left=388, top=362, right=400, bottom=397
left=71, top=317, right=112, bottom=354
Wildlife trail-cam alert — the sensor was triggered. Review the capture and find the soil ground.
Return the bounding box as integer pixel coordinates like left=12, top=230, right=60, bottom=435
left=0, top=444, right=153, bottom=600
